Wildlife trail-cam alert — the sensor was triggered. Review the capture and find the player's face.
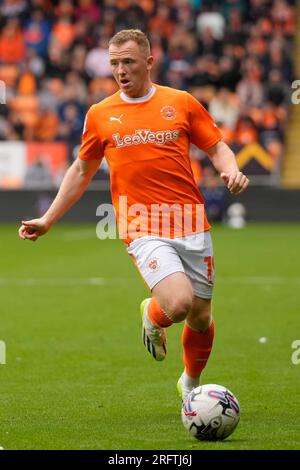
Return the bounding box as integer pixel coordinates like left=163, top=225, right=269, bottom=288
left=109, top=40, right=153, bottom=98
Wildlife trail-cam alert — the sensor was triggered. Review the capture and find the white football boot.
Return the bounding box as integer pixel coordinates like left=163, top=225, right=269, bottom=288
left=140, top=298, right=166, bottom=361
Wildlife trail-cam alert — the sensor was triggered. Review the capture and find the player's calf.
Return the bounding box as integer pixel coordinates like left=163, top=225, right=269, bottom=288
left=186, top=297, right=212, bottom=332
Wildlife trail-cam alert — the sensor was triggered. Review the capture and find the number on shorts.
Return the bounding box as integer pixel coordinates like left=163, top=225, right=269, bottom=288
left=204, top=256, right=214, bottom=284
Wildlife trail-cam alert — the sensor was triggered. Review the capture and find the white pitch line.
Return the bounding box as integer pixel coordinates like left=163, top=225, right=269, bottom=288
left=218, top=276, right=300, bottom=284
left=0, top=276, right=299, bottom=286
left=0, top=277, right=130, bottom=286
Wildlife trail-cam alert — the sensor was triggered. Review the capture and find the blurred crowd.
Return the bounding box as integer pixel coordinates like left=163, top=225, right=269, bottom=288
left=0, top=0, right=296, bottom=174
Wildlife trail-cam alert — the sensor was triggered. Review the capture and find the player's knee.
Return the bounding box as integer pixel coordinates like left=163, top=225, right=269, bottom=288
left=167, top=297, right=192, bottom=323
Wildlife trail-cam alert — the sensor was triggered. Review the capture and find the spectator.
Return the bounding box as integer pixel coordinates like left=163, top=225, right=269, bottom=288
left=265, top=69, right=290, bottom=106
left=0, top=0, right=295, bottom=184
left=75, top=0, right=101, bottom=24
left=197, top=5, right=226, bottom=40
left=148, top=4, right=175, bottom=41
left=85, top=36, right=112, bottom=78
left=0, top=0, right=28, bottom=19
left=198, top=26, right=223, bottom=57
left=51, top=17, right=76, bottom=50
left=115, top=0, right=146, bottom=31
left=236, top=69, right=264, bottom=108
left=33, top=105, right=59, bottom=141
left=201, top=167, right=226, bottom=222
left=209, top=88, right=239, bottom=129
left=24, top=8, right=51, bottom=57
left=235, top=116, right=258, bottom=146
left=218, top=55, right=241, bottom=91
left=57, top=103, right=85, bottom=145
left=0, top=18, right=25, bottom=64
left=24, top=155, right=53, bottom=189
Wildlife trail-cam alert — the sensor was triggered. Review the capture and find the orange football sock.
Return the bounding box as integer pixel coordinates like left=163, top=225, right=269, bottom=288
left=147, top=297, right=173, bottom=328
left=182, top=320, right=215, bottom=378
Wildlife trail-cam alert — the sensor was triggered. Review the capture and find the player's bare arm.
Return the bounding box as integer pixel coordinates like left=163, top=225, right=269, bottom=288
left=18, top=158, right=100, bottom=241
left=206, top=140, right=250, bottom=195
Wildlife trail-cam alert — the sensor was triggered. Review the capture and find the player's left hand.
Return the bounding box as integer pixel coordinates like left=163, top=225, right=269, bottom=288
left=220, top=171, right=250, bottom=195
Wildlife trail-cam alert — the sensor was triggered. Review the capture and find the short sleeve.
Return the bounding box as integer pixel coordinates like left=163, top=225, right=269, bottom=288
left=187, top=92, right=222, bottom=151
left=79, top=106, right=104, bottom=161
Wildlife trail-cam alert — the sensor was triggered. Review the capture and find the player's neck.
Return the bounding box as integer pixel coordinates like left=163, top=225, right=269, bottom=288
left=124, top=81, right=153, bottom=99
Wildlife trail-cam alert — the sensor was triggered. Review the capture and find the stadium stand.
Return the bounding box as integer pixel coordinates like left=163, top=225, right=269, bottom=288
left=282, top=1, right=300, bottom=188
left=0, top=0, right=298, bottom=195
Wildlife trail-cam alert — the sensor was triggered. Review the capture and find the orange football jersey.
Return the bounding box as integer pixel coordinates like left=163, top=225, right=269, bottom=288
left=79, top=84, right=222, bottom=243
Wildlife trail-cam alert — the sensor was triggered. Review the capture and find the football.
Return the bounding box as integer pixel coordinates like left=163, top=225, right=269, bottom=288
left=181, top=384, right=240, bottom=441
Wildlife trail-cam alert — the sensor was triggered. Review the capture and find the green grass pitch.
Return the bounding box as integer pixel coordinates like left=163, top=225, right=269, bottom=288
left=0, top=222, right=299, bottom=450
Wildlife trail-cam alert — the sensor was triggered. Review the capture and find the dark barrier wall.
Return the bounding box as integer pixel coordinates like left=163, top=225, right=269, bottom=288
left=1, top=190, right=112, bottom=222
left=229, top=187, right=300, bottom=222
left=1, top=187, right=300, bottom=223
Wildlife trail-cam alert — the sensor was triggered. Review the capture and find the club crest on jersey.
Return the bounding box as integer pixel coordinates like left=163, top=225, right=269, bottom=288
left=160, top=105, right=176, bottom=120
left=113, top=129, right=180, bottom=147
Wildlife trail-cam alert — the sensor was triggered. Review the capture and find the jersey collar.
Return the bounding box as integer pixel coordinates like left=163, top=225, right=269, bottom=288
left=120, top=85, right=156, bottom=103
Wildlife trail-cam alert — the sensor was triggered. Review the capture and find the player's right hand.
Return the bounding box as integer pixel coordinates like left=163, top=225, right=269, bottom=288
left=18, top=218, right=50, bottom=242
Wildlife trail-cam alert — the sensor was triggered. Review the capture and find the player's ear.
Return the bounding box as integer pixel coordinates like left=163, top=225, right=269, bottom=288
left=146, top=55, right=154, bottom=70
